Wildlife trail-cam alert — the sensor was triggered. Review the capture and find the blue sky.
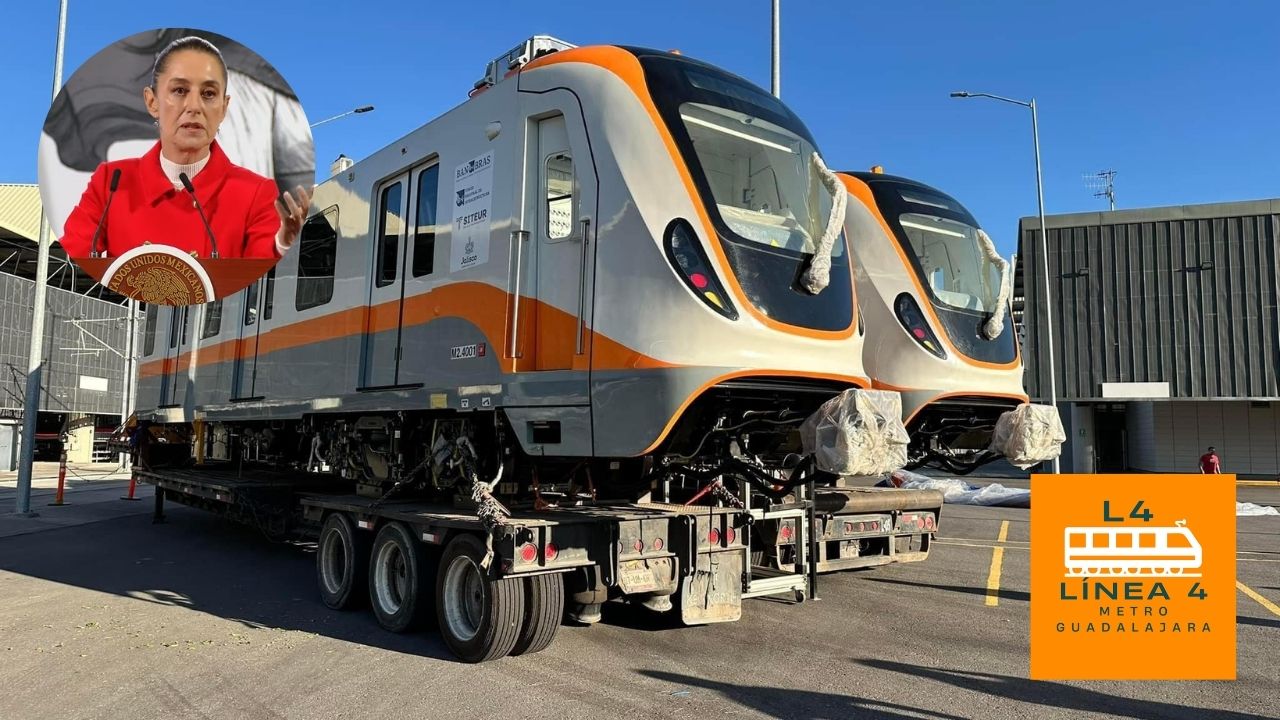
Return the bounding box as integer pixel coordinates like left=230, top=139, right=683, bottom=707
left=2, top=0, right=1277, bottom=256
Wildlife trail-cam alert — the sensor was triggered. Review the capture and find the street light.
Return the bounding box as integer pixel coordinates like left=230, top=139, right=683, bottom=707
left=310, top=104, right=375, bottom=129
left=951, top=89, right=1059, bottom=474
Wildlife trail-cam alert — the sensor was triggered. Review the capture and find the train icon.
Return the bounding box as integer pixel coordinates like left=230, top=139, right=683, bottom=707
left=1063, top=521, right=1202, bottom=577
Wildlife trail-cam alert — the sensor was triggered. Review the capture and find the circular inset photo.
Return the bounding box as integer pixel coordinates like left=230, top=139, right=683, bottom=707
left=37, top=28, right=315, bottom=306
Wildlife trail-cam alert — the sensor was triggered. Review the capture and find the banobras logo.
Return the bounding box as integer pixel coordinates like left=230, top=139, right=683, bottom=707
left=1031, top=475, right=1235, bottom=680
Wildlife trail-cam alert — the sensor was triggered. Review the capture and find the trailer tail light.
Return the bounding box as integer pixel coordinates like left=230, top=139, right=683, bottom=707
left=520, top=543, right=538, bottom=563
left=708, top=528, right=721, bottom=545
left=664, top=219, right=738, bottom=320
left=652, top=537, right=664, bottom=551
left=894, top=293, right=946, bottom=359
left=634, top=538, right=645, bottom=554
left=924, top=516, right=935, bottom=530
left=545, top=543, right=558, bottom=561
left=780, top=524, right=794, bottom=542
left=725, top=527, right=737, bottom=545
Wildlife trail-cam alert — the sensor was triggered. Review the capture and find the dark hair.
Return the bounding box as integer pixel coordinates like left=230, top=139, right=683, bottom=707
left=151, top=36, right=227, bottom=89
left=1208, top=446, right=1216, bottom=451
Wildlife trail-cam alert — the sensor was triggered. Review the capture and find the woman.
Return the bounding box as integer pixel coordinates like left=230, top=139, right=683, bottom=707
left=57, top=36, right=309, bottom=259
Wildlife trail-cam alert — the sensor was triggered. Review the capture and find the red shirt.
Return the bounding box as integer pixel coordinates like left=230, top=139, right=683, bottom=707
left=58, top=141, right=282, bottom=259
left=1199, top=453, right=1221, bottom=474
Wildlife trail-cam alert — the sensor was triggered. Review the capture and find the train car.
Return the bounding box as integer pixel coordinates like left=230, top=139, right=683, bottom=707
left=1064, top=525, right=1202, bottom=576
left=126, top=38, right=939, bottom=661
left=838, top=170, right=1055, bottom=473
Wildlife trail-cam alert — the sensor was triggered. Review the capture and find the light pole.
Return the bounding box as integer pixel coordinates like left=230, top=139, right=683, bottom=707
left=950, top=90, right=1059, bottom=474
left=771, top=0, right=780, bottom=98
left=310, top=104, right=374, bottom=129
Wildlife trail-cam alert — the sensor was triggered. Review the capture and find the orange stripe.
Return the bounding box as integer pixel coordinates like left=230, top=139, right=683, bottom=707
left=839, top=174, right=1020, bottom=370
left=139, top=282, right=678, bottom=378
left=636, top=369, right=870, bottom=455
left=902, top=390, right=1030, bottom=427
left=524, top=46, right=857, bottom=341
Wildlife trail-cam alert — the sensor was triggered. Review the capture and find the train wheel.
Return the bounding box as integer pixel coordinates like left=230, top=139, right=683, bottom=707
left=511, top=572, right=565, bottom=656
left=1086, top=568, right=1099, bottom=576
left=317, top=513, right=369, bottom=610
left=368, top=522, right=432, bottom=633
left=437, top=533, right=525, bottom=663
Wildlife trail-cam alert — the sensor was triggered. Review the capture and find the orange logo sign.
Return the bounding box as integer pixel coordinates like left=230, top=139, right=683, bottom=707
left=1031, top=474, right=1235, bottom=680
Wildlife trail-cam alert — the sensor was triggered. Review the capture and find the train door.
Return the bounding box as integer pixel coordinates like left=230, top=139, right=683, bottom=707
left=159, top=306, right=189, bottom=407
left=231, top=269, right=274, bottom=400
left=361, top=172, right=411, bottom=388
left=526, top=113, right=597, bottom=372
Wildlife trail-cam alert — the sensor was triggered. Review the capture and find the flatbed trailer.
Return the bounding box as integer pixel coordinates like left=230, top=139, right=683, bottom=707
left=138, top=464, right=942, bottom=662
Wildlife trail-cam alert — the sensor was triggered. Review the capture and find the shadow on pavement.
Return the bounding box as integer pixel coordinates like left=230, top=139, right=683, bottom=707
left=636, top=669, right=971, bottom=720
left=0, top=506, right=457, bottom=661
left=1236, top=615, right=1280, bottom=630
left=857, top=660, right=1255, bottom=720
left=865, top=575, right=1031, bottom=603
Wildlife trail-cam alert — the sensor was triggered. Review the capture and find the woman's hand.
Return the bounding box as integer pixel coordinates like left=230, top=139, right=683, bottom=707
left=274, top=185, right=313, bottom=253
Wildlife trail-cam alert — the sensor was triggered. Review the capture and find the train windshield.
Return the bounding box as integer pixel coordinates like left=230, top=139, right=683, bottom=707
left=636, top=50, right=852, bottom=331
left=898, top=208, right=1003, bottom=313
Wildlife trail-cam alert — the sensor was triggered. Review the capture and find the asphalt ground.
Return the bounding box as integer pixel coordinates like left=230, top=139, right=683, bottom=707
left=0, top=477, right=1276, bottom=720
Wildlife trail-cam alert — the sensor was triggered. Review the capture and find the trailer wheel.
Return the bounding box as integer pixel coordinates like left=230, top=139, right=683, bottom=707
left=317, top=513, right=368, bottom=610
left=437, top=533, right=525, bottom=663
left=368, top=522, right=432, bottom=633
left=511, top=573, right=565, bottom=656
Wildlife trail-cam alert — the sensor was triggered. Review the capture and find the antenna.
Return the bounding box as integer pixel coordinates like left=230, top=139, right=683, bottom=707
left=1084, top=169, right=1117, bottom=211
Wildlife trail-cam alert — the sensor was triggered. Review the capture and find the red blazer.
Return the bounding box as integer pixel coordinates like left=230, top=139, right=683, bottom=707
left=58, top=141, right=282, bottom=259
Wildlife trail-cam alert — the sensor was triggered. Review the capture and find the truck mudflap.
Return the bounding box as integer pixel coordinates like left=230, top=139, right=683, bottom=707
left=679, top=547, right=746, bottom=624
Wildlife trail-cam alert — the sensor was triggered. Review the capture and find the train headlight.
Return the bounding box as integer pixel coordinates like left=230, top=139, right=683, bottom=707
left=894, top=293, right=947, bottom=359
left=664, top=219, right=738, bottom=320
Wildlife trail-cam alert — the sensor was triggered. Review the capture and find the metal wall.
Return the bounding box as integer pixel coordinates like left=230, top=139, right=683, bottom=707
left=0, top=271, right=130, bottom=417
left=1016, top=199, right=1280, bottom=402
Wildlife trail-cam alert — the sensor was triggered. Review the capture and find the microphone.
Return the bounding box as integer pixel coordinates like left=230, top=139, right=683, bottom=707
left=179, top=172, right=220, bottom=259
left=89, top=168, right=122, bottom=258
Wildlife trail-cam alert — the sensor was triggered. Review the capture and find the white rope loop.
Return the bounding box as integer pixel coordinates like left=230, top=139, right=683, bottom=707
left=800, top=152, right=847, bottom=295
left=976, top=228, right=1013, bottom=339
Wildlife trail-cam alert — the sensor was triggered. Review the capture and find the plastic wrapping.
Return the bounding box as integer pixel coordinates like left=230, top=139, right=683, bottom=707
left=800, top=389, right=910, bottom=476
left=990, top=403, right=1066, bottom=469
left=1237, top=502, right=1279, bottom=517
left=882, top=469, right=1031, bottom=508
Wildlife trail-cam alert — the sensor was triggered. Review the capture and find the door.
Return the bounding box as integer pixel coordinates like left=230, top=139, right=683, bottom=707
left=1094, top=404, right=1128, bottom=472
left=361, top=174, right=410, bottom=388
left=231, top=268, right=274, bottom=400
left=160, top=306, right=189, bottom=407
left=527, top=113, right=597, bottom=372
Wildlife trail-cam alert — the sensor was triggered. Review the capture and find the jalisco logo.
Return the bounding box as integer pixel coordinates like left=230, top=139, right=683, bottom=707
left=1030, top=474, right=1234, bottom=680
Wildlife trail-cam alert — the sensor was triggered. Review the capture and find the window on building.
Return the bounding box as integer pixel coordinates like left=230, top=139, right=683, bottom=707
left=296, top=206, right=339, bottom=311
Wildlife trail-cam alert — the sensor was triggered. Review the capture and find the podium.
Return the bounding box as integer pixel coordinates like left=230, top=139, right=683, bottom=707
left=75, top=248, right=278, bottom=305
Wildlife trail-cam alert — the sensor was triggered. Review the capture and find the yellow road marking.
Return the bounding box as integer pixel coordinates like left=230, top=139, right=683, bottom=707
left=1237, top=582, right=1280, bottom=617
left=985, top=548, right=1005, bottom=606
left=997, top=520, right=1010, bottom=544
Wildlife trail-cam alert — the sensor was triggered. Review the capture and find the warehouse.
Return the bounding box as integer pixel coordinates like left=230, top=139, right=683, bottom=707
left=1015, top=198, right=1280, bottom=477
left=0, top=183, right=131, bottom=469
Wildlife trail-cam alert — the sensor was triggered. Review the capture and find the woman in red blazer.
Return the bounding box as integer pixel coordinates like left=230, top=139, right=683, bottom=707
left=57, top=36, right=310, bottom=259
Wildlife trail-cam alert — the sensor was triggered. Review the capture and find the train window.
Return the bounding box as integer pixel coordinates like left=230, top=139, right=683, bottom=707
left=1139, top=533, right=1156, bottom=548
left=297, top=207, right=339, bottom=311
left=545, top=153, right=574, bottom=240
left=901, top=212, right=1002, bottom=313
left=244, top=281, right=259, bottom=326
left=168, top=307, right=182, bottom=348
left=1091, top=533, right=1109, bottom=549
left=1168, top=533, right=1191, bottom=548
left=142, top=304, right=158, bottom=355
left=412, top=165, right=440, bottom=277
left=263, top=268, right=276, bottom=321
left=1067, top=533, right=1086, bottom=548
left=1115, top=534, right=1133, bottom=548
left=376, top=182, right=404, bottom=287
left=202, top=300, right=223, bottom=339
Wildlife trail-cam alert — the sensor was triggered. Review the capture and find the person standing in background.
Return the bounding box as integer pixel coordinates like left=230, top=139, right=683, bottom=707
left=1199, top=446, right=1221, bottom=474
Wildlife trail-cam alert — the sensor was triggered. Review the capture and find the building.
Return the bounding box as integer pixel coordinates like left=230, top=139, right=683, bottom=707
left=1016, top=198, right=1280, bottom=477
left=0, top=183, right=133, bottom=467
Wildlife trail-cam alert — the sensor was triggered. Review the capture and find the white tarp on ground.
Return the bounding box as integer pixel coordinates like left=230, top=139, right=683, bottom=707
left=1237, top=502, right=1280, bottom=516
left=800, top=389, right=910, bottom=477
left=882, top=469, right=1032, bottom=508
left=990, top=403, right=1066, bottom=469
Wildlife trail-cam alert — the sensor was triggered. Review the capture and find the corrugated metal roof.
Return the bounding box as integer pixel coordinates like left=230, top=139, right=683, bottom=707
left=0, top=184, right=42, bottom=242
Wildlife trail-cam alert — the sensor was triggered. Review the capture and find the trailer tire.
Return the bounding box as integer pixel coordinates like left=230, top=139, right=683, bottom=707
left=368, top=522, right=432, bottom=633
left=437, top=533, right=525, bottom=663
left=317, top=513, right=369, bottom=610
left=511, top=573, right=564, bottom=656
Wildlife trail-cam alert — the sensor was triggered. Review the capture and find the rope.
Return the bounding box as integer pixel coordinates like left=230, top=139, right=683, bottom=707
left=976, top=228, right=1013, bottom=339
left=799, top=153, right=848, bottom=295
